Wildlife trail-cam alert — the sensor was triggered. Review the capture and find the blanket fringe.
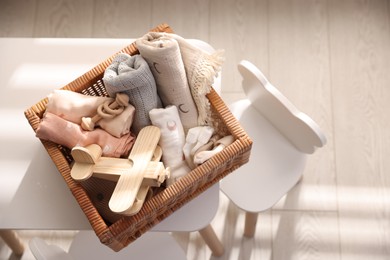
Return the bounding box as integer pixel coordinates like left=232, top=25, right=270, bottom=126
left=189, top=49, right=225, bottom=126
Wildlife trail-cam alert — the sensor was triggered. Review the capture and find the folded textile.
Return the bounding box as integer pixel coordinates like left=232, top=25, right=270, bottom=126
left=45, top=89, right=134, bottom=137
left=45, top=89, right=113, bottom=124
left=97, top=105, right=135, bottom=138
left=36, top=112, right=135, bottom=158
left=137, top=32, right=224, bottom=127
left=149, top=105, right=190, bottom=186
left=136, top=33, right=199, bottom=132
left=103, top=53, right=162, bottom=134
left=194, top=135, right=234, bottom=165
left=183, top=126, right=214, bottom=169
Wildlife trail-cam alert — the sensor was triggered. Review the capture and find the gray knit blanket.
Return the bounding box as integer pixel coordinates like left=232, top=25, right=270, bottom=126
left=103, top=53, right=162, bottom=134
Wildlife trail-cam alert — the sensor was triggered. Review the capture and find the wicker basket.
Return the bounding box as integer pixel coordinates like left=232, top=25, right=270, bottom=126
left=24, top=23, right=252, bottom=252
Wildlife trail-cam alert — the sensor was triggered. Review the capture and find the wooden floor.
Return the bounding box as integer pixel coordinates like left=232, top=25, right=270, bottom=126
left=1, top=0, right=390, bottom=259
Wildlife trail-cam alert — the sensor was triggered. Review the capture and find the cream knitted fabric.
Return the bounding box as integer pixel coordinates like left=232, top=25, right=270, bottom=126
left=103, top=53, right=162, bottom=134
left=137, top=32, right=224, bottom=126
left=136, top=34, right=199, bottom=132
left=149, top=105, right=191, bottom=186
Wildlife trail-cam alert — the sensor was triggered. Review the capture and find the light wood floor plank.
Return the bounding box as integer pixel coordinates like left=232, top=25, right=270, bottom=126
left=92, top=0, right=153, bottom=38
left=267, top=0, right=337, bottom=212
left=173, top=192, right=273, bottom=260
left=272, top=210, right=341, bottom=260
left=209, top=0, right=268, bottom=93
left=34, top=0, right=94, bottom=37
left=151, top=0, right=210, bottom=41
left=0, top=0, right=37, bottom=37
left=328, top=0, right=390, bottom=259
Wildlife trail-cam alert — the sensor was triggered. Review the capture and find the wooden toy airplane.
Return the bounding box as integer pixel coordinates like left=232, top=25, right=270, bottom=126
left=70, top=126, right=170, bottom=216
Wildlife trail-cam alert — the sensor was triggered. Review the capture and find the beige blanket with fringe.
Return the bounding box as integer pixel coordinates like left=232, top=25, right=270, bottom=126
left=136, top=33, right=224, bottom=129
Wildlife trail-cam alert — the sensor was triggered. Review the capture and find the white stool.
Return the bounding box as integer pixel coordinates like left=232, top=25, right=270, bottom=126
left=220, top=60, right=327, bottom=237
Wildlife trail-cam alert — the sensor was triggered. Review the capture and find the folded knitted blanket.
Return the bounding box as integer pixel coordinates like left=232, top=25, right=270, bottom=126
left=149, top=105, right=190, bottom=186
left=45, top=90, right=134, bottom=138
left=136, top=32, right=224, bottom=127
left=36, top=113, right=135, bottom=158
left=103, top=53, right=162, bottom=134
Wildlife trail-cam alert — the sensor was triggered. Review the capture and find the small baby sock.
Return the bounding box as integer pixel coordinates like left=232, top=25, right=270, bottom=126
left=193, top=134, right=221, bottom=155
left=190, top=126, right=214, bottom=156
left=182, top=126, right=214, bottom=169
left=182, top=126, right=203, bottom=169
left=149, top=105, right=191, bottom=185
left=194, top=135, right=234, bottom=165
left=36, top=112, right=135, bottom=158
left=103, top=53, right=162, bottom=134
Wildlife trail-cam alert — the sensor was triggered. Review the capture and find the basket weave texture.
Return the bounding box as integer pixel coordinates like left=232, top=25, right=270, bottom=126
left=24, top=23, right=252, bottom=252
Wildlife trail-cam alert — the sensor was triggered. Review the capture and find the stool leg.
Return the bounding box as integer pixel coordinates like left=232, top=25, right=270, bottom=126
left=198, top=224, right=224, bottom=256
left=244, top=212, right=258, bottom=238
left=0, top=230, right=25, bottom=256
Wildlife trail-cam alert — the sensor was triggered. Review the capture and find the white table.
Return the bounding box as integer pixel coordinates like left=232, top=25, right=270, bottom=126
left=0, top=38, right=220, bottom=255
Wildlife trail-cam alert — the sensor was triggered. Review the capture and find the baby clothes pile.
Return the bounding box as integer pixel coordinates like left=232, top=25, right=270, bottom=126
left=36, top=32, right=233, bottom=188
